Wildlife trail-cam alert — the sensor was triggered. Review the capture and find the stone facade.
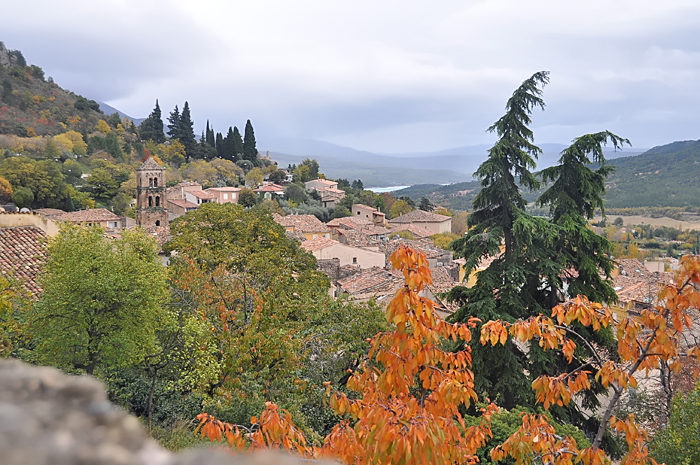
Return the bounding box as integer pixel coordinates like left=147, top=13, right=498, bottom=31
left=135, top=157, right=168, bottom=228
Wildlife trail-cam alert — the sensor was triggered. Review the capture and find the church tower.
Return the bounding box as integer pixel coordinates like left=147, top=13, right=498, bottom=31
left=136, top=156, right=168, bottom=229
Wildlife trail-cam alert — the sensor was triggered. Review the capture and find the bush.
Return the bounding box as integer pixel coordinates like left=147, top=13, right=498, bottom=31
left=651, top=383, right=700, bottom=465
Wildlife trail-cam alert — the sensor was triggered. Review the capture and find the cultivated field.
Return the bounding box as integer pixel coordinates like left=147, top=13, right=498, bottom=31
left=595, top=215, right=700, bottom=230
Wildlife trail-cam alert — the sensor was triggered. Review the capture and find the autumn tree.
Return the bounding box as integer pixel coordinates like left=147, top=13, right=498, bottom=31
left=197, top=246, right=496, bottom=464
left=480, top=254, right=700, bottom=464
left=29, top=225, right=168, bottom=375
left=0, top=177, right=13, bottom=203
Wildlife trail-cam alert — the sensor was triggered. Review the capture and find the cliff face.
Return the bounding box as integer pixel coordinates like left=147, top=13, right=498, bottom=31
left=0, top=42, right=24, bottom=69
left=0, top=359, right=315, bottom=465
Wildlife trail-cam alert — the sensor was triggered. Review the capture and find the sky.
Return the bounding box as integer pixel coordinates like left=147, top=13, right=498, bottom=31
left=2, top=0, right=699, bottom=153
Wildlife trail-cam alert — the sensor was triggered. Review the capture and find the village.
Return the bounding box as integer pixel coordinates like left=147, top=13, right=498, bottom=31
left=0, top=154, right=677, bottom=323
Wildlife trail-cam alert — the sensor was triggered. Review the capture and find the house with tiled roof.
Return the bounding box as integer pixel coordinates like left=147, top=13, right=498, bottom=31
left=305, top=179, right=346, bottom=208
left=337, top=266, right=405, bottom=306
left=337, top=229, right=382, bottom=249
left=305, top=179, right=338, bottom=192
left=352, top=204, right=386, bottom=227
left=612, top=258, right=674, bottom=314
left=206, top=187, right=240, bottom=204
left=0, top=226, right=46, bottom=297
left=185, top=189, right=216, bottom=206
left=389, top=209, right=451, bottom=235
left=166, top=198, right=198, bottom=216
left=301, top=237, right=385, bottom=268
left=389, top=223, right=434, bottom=239
left=57, top=209, right=123, bottom=230
left=273, top=214, right=331, bottom=240
left=327, top=216, right=390, bottom=241
left=256, top=183, right=285, bottom=200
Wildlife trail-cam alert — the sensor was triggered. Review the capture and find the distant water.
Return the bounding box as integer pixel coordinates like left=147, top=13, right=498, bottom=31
left=366, top=185, right=411, bottom=193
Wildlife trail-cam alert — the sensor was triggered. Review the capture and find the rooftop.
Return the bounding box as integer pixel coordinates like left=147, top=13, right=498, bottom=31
left=273, top=214, right=331, bottom=234
left=389, top=223, right=434, bottom=239
left=58, top=208, right=121, bottom=223
left=306, top=179, right=337, bottom=186
left=167, top=199, right=198, bottom=209
left=389, top=209, right=451, bottom=224
left=0, top=226, right=47, bottom=297
left=137, top=156, right=165, bottom=171
left=188, top=190, right=216, bottom=200
left=301, top=237, right=339, bottom=252
left=206, top=186, right=241, bottom=192
left=338, top=229, right=383, bottom=248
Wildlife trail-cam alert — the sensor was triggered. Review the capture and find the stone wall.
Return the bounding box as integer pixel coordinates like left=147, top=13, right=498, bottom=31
left=0, top=359, right=322, bottom=465
left=316, top=258, right=340, bottom=281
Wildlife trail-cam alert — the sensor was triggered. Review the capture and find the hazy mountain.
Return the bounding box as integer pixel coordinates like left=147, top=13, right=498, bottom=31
left=261, top=138, right=645, bottom=186
left=98, top=102, right=145, bottom=125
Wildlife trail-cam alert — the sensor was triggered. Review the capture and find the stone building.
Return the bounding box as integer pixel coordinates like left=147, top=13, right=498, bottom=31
left=135, top=157, right=168, bottom=229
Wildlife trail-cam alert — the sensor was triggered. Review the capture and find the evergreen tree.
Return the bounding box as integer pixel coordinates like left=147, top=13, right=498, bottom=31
left=167, top=105, right=181, bottom=139
left=205, top=120, right=216, bottom=148
left=448, top=71, right=555, bottom=408
left=232, top=126, right=243, bottom=161
left=178, top=101, right=197, bottom=160
left=139, top=100, right=165, bottom=144
left=215, top=132, right=224, bottom=158
left=64, top=191, right=75, bottom=212
left=536, top=131, right=629, bottom=307
left=243, top=120, right=258, bottom=165
left=222, top=126, right=235, bottom=161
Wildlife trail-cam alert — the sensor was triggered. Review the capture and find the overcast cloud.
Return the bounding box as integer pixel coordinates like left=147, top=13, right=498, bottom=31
left=2, top=0, right=699, bottom=153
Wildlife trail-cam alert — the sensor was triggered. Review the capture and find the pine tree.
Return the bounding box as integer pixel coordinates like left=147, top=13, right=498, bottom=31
left=243, top=120, right=258, bottom=165
left=139, top=100, right=165, bottom=143
left=448, top=71, right=555, bottom=408
left=179, top=101, right=197, bottom=160
left=167, top=105, right=181, bottom=139
left=232, top=126, right=243, bottom=162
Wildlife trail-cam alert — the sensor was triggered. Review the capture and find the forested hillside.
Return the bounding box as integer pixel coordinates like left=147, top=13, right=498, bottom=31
left=0, top=41, right=106, bottom=137
left=397, top=139, right=700, bottom=214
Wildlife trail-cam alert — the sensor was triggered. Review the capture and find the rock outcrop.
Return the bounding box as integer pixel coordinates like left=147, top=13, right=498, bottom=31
left=0, top=359, right=316, bottom=465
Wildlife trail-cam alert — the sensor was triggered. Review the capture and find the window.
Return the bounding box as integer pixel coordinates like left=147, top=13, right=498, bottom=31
left=357, top=211, right=360, bottom=215
left=223, top=193, right=228, bottom=200
left=149, top=178, right=153, bottom=187
left=352, top=257, right=357, bottom=264
left=155, top=196, right=160, bottom=206
left=232, top=193, right=237, bottom=199
left=155, top=220, right=160, bottom=226
left=148, top=196, right=153, bottom=207
left=153, top=178, right=158, bottom=187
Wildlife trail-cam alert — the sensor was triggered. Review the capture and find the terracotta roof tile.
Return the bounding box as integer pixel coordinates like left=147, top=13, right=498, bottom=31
left=0, top=226, right=47, bottom=297
left=167, top=199, right=198, bottom=209
left=389, top=223, right=434, bottom=239
left=57, top=208, right=121, bottom=223
left=389, top=209, right=451, bottom=224
left=188, top=190, right=216, bottom=200
left=301, top=237, right=339, bottom=252
left=273, top=214, right=330, bottom=234
left=338, top=229, right=383, bottom=248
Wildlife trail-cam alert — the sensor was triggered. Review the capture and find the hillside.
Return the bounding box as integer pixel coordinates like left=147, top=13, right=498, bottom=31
left=396, top=140, right=700, bottom=213
left=603, top=140, right=700, bottom=208
left=0, top=41, right=107, bottom=137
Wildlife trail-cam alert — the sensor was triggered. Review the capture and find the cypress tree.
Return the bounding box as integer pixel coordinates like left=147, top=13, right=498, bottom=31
left=215, top=132, right=224, bottom=158
left=64, top=191, right=76, bottom=212
left=178, top=101, right=197, bottom=160
left=221, top=126, right=235, bottom=161
left=167, top=105, right=181, bottom=139
left=232, top=126, right=243, bottom=162
left=243, top=120, right=257, bottom=165
left=205, top=120, right=216, bottom=148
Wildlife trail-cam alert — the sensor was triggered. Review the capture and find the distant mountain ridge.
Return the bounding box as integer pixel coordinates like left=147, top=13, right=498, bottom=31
left=98, top=102, right=145, bottom=126
left=261, top=137, right=645, bottom=186
left=393, top=139, right=700, bottom=212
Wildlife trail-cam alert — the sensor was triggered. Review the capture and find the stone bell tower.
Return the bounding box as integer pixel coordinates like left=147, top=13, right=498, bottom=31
left=135, top=156, right=168, bottom=229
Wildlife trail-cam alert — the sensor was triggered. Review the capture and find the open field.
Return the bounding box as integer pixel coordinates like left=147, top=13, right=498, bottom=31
left=595, top=215, right=700, bottom=230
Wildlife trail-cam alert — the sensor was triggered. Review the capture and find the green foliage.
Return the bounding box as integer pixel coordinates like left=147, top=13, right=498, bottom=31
left=463, top=406, right=591, bottom=464
left=651, top=383, right=700, bottom=465
left=388, top=199, right=412, bottom=219
left=29, top=225, right=168, bottom=375
left=243, top=119, right=258, bottom=166
left=238, top=187, right=257, bottom=207
left=429, top=232, right=459, bottom=251
left=301, top=158, right=319, bottom=179
left=284, top=183, right=308, bottom=204
left=11, top=186, right=33, bottom=208
left=0, top=156, right=67, bottom=208
left=178, top=101, right=197, bottom=160
left=139, top=100, right=166, bottom=144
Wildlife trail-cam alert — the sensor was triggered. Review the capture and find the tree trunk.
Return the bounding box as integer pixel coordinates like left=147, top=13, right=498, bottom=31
left=147, top=367, right=157, bottom=433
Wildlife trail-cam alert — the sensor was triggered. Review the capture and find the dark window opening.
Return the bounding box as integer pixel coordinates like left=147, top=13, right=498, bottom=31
left=148, top=196, right=153, bottom=207
left=155, top=220, right=161, bottom=226
left=149, top=178, right=153, bottom=187
left=153, top=178, right=158, bottom=187
left=155, top=196, right=160, bottom=206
